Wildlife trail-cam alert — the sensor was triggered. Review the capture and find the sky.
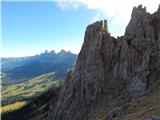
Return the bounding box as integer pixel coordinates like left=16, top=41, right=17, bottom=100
left=1, top=0, right=160, bottom=57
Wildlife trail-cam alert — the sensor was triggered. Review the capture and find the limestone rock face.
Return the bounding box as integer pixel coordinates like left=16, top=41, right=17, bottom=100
left=50, top=5, right=160, bottom=120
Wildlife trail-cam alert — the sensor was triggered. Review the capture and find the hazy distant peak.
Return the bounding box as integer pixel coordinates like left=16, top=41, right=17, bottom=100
left=50, top=50, right=56, bottom=54
left=59, top=49, right=67, bottom=54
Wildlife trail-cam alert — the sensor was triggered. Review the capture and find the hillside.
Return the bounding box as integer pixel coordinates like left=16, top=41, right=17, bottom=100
left=49, top=5, right=160, bottom=120
left=1, top=50, right=77, bottom=119
left=1, top=72, right=62, bottom=106
left=1, top=50, right=77, bottom=85
left=1, top=85, right=61, bottom=120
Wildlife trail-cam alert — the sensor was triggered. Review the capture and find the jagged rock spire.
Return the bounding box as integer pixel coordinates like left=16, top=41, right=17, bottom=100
left=101, top=19, right=109, bottom=34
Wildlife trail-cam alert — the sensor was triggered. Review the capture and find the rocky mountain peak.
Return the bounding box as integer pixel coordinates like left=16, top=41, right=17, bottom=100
left=50, top=5, right=160, bottom=120
left=85, top=19, right=109, bottom=37
left=59, top=49, right=67, bottom=53
left=81, top=20, right=110, bottom=54
left=125, top=5, right=149, bottom=37
left=131, top=4, right=147, bottom=17
left=132, top=5, right=147, bottom=18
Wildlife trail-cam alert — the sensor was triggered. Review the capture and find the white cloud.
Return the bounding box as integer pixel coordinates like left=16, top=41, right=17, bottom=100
left=57, top=0, right=159, bottom=22
left=56, top=0, right=160, bottom=36
left=57, top=0, right=82, bottom=11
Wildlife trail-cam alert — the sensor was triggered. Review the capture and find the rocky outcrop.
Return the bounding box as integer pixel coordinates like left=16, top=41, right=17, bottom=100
left=107, top=106, right=125, bottom=120
left=50, top=5, right=160, bottom=120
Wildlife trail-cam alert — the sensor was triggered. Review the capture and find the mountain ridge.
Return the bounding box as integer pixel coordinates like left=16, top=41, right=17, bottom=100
left=1, top=49, right=76, bottom=58
left=49, top=5, right=160, bottom=120
left=1, top=50, right=77, bottom=85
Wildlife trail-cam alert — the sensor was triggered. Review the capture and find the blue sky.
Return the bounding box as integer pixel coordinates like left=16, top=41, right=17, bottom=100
left=1, top=0, right=159, bottom=57
left=2, top=1, right=95, bottom=57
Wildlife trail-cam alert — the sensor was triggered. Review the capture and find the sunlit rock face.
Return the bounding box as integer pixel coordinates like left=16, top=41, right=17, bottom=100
left=50, top=5, right=160, bottom=120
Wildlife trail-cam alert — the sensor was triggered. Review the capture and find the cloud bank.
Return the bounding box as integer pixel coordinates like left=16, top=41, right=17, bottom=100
left=56, top=0, right=160, bottom=37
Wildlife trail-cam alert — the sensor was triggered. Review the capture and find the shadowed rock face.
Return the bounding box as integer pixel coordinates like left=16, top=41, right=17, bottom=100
left=50, top=5, right=160, bottom=120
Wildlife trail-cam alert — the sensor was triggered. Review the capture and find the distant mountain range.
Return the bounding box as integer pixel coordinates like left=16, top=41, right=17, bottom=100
left=1, top=50, right=77, bottom=86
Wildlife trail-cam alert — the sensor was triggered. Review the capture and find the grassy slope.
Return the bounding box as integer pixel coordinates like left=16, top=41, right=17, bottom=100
left=88, top=80, right=160, bottom=120
left=1, top=72, right=63, bottom=105
left=116, top=80, right=160, bottom=120
left=0, top=101, right=28, bottom=114
left=1, top=86, right=61, bottom=120
left=1, top=72, right=14, bottom=85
